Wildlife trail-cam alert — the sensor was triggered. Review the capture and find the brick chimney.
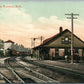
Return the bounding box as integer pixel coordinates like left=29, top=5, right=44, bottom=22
left=59, top=27, right=63, bottom=33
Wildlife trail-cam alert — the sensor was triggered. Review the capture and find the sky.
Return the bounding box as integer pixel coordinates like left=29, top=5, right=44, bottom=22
left=0, top=1, right=84, bottom=48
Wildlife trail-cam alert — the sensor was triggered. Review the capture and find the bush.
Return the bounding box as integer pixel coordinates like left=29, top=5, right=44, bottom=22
left=0, top=51, right=4, bottom=57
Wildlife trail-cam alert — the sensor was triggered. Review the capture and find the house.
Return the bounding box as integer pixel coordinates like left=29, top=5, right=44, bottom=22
left=4, top=40, right=14, bottom=55
left=33, top=27, right=84, bottom=61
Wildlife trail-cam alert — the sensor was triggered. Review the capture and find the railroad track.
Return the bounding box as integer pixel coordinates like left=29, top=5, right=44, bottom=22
left=0, top=62, right=12, bottom=83
left=0, top=60, right=24, bottom=83
left=5, top=59, right=25, bottom=83
left=20, top=57, right=84, bottom=83
left=0, top=72, right=12, bottom=83
left=5, top=57, right=59, bottom=83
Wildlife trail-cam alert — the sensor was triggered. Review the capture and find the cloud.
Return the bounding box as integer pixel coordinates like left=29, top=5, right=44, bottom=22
left=38, top=17, right=49, bottom=24
left=0, top=7, right=32, bottom=24
left=38, top=16, right=70, bottom=28
left=0, top=6, right=34, bottom=47
left=38, top=16, right=84, bottom=30
left=38, top=16, right=84, bottom=41
left=0, top=9, right=84, bottom=48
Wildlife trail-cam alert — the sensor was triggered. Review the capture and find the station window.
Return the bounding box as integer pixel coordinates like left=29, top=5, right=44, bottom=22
left=61, top=38, right=65, bottom=44
left=69, top=39, right=71, bottom=44
left=65, top=37, right=69, bottom=44
left=61, top=36, right=71, bottom=44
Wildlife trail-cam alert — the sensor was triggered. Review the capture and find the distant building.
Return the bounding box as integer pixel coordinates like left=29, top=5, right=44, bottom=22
left=4, top=40, right=14, bottom=55
left=34, top=27, right=84, bottom=61
left=3, top=40, right=30, bottom=56
left=0, top=40, right=4, bottom=50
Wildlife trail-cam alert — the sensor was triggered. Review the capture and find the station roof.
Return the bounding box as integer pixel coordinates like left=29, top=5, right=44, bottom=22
left=35, top=29, right=84, bottom=49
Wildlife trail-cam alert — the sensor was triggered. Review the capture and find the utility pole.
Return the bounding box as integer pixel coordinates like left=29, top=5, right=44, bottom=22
left=31, top=37, right=37, bottom=57
left=31, top=36, right=44, bottom=48
left=33, top=38, right=38, bottom=48
left=40, top=36, right=44, bottom=44
left=31, top=38, right=33, bottom=55
left=65, top=13, right=79, bottom=64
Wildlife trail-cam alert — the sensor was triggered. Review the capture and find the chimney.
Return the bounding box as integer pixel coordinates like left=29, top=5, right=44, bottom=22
left=59, top=27, right=63, bottom=33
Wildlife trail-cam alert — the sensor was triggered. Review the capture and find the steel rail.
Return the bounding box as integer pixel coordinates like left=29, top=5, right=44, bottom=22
left=5, top=58, right=48, bottom=83
left=15, top=59, right=59, bottom=83
left=0, top=72, right=12, bottom=83
left=16, top=70, right=46, bottom=83
left=6, top=59, right=25, bottom=83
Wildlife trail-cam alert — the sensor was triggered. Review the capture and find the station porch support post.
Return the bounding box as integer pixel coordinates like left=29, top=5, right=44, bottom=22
left=65, top=13, right=79, bottom=64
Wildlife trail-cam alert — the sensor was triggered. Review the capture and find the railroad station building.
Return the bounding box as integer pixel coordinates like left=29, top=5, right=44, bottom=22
left=33, top=27, right=84, bottom=61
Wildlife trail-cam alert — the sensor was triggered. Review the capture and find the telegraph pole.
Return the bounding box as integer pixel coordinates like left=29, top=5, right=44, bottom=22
left=65, top=13, right=79, bottom=64
left=40, top=36, right=44, bottom=44
left=33, top=38, right=38, bottom=48
left=31, top=36, right=44, bottom=48
left=31, top=37, right=37, bottom=48
left=31, top=38, right=33, bottom=55
left=31, top=37, right=37, bottom=58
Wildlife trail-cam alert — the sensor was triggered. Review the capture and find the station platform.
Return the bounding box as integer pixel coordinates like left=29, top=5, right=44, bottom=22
left=25, top=56, right=84, bottom=74
left=26, top=56, right=37, bottom=60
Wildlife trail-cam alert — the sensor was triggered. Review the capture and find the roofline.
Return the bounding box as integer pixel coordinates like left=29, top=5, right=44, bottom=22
left=5, top=42, right=14, bottom=43
left=34, top=29, right=84, bottom=48
left=43, top=29, right=84, bottom=46
left=34, top=46, right=84, bottom=50
left=5, top=40, right=14, bottom=43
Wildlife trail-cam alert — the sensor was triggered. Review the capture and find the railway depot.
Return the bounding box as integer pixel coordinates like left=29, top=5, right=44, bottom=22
left=0, top=0, right=84, bottom=83
left=0, top=27, right=83, bottom=83
left=33, top=27, right=84, bottom=62
left=0, top=27, right=84, bottom=83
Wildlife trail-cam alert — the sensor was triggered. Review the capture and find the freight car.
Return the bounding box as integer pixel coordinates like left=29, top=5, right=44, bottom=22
left=6, top=48, right=29, bottom=56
